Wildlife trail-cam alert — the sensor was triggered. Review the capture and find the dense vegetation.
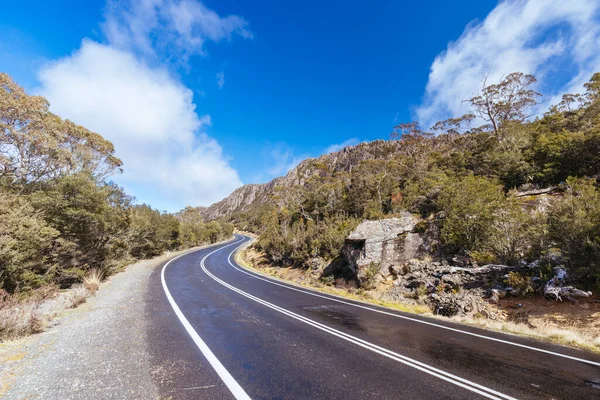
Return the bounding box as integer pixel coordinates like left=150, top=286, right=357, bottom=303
left=236, top=72, right=600, bottom=286
left=0, top=73, right=233, bottom=293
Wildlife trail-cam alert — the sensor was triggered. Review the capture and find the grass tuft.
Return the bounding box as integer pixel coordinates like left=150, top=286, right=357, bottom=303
left=83, top=269, right=104, bottom=293
left=68, top=285, right=90, bottom=308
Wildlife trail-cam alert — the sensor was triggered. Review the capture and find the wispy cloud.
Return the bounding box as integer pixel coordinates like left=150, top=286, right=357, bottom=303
left=102, top=0, right=252, bottom=62
left=325, top=138, right=360, bottom=154
left=216, top=71, right=225, bottom=89
left=36, top=0, right=251, bottom=211
left=263, top=143, right=307, bottom=179
left=416, top=0, right=600, bottom=130
left=252, top=138, right=363, bottom=183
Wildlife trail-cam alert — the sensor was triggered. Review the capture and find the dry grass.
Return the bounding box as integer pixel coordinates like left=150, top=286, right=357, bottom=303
left=0, top=290, right=46, bottom=341
left=83, top=269, right=104, bottom=293
left=68, top=285, right=91, bottom=308
left=449, top=314, right=600, bottom=352
left=0, top=282, right=95, bottom=341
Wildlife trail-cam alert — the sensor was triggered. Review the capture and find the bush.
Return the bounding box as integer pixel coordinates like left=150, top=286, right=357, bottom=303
left=438, top=175, right=504, bottom=254
left=361, top=262, right=381, bottom=289
left=505, top=271, right=534, bottom=296
left=0, top=193, right=59, bottom=292
left=548, top=177, right=600, bottom=282
left=488, top=196, right=547, bottom=265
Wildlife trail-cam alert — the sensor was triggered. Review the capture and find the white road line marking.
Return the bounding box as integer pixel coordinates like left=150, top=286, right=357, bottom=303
left=229, top=236, right=600, bottom=368
left=161, top=238, right=251, bottom=400
left=201, top=242, right=517, bottom=400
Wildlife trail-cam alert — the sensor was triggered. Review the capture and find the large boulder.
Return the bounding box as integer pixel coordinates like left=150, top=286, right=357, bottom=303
left=342, top=214, right=421, bottom=285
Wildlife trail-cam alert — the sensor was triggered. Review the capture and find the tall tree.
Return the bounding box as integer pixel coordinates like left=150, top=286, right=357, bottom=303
left=466, top=72, right=540, bottom=135
left=0, top=73, right=122, bottom=191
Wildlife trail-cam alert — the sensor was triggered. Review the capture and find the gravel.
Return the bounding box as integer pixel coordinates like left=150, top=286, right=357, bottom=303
left=0, top=251, right=191, bottom=400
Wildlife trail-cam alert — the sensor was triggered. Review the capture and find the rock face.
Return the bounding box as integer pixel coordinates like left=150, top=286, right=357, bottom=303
left=342, top=214, right=421, bottom=284
left=198, top=184, right=269, bottom=220
left=194, top=140, right=410, bottom=221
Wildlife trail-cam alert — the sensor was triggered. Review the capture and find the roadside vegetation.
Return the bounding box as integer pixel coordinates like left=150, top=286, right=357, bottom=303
left=0, top=73, right=232, bottom=340
left=225, top=71, right=600, bottom=350
left=232, top=72, right=600, bottom=290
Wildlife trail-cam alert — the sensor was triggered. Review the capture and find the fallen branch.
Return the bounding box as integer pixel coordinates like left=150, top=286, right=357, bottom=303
left=544, top=282, right=592, bottom=302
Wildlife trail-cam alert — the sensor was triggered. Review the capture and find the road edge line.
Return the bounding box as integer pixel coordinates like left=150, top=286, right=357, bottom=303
left=160, top=238, right=251, bottom=400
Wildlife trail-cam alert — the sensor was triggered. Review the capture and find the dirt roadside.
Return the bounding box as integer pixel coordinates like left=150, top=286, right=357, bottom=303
left=0, top=242, right=229, bottom=400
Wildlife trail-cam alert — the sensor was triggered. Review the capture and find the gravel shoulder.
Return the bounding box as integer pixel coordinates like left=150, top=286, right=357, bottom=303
left=0, top=247, right=206, bottom=400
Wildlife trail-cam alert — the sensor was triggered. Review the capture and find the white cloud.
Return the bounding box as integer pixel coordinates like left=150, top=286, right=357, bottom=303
left=416, top=0, right=600, bottom=130
left=216, top=71, right=225, bottom=89
left=325, top=138, right=360, bottom=154
left=102, top=0, right=252, bottom=61
left=37, top=40, right=242, bottom=211
left=33, top=0, right=253, bottom=211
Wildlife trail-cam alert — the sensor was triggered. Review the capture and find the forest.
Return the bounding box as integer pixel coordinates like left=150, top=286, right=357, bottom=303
left=236, top=72, right=600, bottom=288
left=0, top=73, right=233, bottom=294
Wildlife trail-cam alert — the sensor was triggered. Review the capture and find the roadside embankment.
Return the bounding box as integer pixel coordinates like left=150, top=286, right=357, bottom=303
left=236, top=244, right=600, bottom=353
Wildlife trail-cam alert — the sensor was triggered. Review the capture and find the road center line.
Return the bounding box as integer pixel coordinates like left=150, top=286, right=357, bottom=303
left=228, top=236, right=600, bottom=368
left=201, top=240, right=517, bottom=400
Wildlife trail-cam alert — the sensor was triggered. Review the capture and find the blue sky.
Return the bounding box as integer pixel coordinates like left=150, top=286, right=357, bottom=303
left=2, top=0, right=599, bottom=211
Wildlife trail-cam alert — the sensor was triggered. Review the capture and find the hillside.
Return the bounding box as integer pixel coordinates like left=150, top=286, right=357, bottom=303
left=195, top=72, right=600, bottom=296
left=198, top=140, right=411, bottom=221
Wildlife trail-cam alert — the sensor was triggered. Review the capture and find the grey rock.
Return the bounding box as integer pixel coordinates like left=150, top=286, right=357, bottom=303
left=342, top=215, right=420, bottom=284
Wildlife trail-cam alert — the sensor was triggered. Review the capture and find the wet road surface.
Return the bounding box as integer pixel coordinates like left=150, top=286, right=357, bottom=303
left=146, top=235, right=600, bottom=399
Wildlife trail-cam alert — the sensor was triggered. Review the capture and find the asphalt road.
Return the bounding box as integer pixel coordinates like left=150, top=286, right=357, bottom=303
left=147, top=235, right=600, bottom=400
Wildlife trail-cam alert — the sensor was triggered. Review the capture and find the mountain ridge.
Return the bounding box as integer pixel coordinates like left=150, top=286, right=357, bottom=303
left=196, top=139, right=403, bottom=220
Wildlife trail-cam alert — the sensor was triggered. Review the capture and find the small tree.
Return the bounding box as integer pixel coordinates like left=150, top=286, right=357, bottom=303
left=488, top=196, right=545, bottom=265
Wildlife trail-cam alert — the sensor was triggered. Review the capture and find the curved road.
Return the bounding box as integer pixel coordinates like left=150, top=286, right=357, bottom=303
left=146, top=235, right=600, bottom=399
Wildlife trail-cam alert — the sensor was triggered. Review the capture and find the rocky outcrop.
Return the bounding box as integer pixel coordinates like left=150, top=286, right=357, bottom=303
left=342, top=214, right=421, bottom=284
left=194, top=140, right=411, bottom=221
left=197, top=184, right=270, bottom=220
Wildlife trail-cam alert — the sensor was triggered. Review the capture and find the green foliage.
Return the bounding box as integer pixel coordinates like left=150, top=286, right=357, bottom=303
left=0, top=73, right=122, bottom=191
left=361, top=262, right=381, bottom=290
left=488, top=196, right=547, bottom=265
left=438, top=175, right=504, bottom=254
left=0, top=193, right=59, bottom=291
left=547, top=177, right=600, bottom=282
left=505, top=271, right=534, bottom=296
left=401, top=169, right=450, bottom=216
left=0, top=75, right=231, bottom=293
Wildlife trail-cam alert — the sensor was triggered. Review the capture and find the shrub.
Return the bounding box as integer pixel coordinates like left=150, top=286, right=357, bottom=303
left=488, top=196, right=547, bottom=265
left=547, top=177, right=600, bottom=283
left=0, top=193, right=59, bottom=292
left=361, top=262, right=381, bottom=289
left=438, top=175, right=504, bottom=254
left=505, top=271, right=534, bottom=296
